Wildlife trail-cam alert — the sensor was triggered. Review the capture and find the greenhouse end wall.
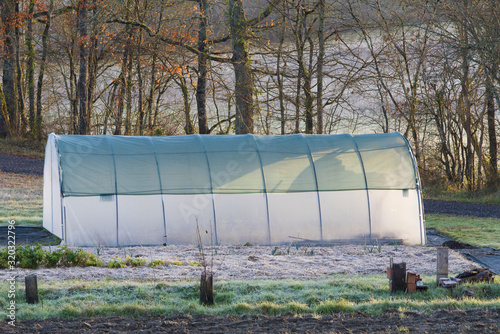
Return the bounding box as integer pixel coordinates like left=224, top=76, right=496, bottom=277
left=42, top=132, right=425, bottom=247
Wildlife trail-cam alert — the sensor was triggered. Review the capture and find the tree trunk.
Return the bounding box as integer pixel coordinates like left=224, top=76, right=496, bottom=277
left=179, top=77, right=194, bottom=134
left=376, top=83, right=389, bottom=133
left=36, top=0, right=54, bottom=140
left=304, top=37, right=314, bottom=134
left=65, top=32, right=79, bottom=134
left=2, top=0, right=19, bottom=136
left=486, top=67, right=498, bottom=187
left=103, top=83, right=118, bottom=135
left=316, top=0, right=325, bottom=134
left=114, top=41, right=129, bottom=135
left=196, top=0, right=209, bottom=134
left=277, top=8, right=286, bottom=135
left=147, top=54, right=157, bottom=135
left=433, top=89, right=457, bottom=183
left=26, top=0, right=36, bottom=137
left=137, top=58, right=144, bottom=135
left=0, top=83, right=10, bottom=137
left=87, top=2, right=99, bottom=135
left=78, top=0, right=89, bottom=135
left=229, top=0, right=254, bottom=134
left=294, top=7, right=304, bottom=134
left=69, top=41, right=79, bottom=134
left=460, top=9, right=474, bottom=191
left=15, top=1, right=27, bottom=134
left=124, top=42, right=134, bottom=135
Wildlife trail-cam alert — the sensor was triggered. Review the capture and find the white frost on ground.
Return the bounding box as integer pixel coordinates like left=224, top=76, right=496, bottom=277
left=2, top=245, right=477, bottom=282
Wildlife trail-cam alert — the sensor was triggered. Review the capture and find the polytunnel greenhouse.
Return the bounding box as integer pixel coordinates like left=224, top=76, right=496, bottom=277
left=43, top=132, right=426, bottom=247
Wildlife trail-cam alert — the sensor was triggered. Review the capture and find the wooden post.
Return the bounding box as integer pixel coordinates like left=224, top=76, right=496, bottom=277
left=25, top=274, right=39, bottom=304
left=200, top=272, right=213, bottom=305
left=390, top=262, right=406, bottom=293
left=436, top=247, right=449, bottom=285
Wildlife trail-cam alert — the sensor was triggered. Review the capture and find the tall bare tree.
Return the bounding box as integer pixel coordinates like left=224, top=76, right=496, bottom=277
left=78, top=0, right=89, bottom=134
left=229, top=0, right=255, bottom=134
left=1, top=0, right=19, bottom=136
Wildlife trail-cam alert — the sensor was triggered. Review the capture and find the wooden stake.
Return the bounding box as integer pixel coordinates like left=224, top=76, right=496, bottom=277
left=436, top=247, right=449, bottom=285
left=25, top=274, right=39, bottom=304
left=391, top=262, right=406, bottom=292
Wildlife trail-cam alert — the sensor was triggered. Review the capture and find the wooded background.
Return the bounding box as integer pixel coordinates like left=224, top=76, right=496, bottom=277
left=0, top=0, right=499, bottom=191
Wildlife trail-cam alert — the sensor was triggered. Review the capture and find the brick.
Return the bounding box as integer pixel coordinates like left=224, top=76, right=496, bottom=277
left=407, top=283, right=417, bottom=293
left=407, top=272, right=417, bottom=284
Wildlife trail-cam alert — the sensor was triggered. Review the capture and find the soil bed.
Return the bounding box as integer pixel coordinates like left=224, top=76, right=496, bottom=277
left=1, top=309, right=499, bottom=333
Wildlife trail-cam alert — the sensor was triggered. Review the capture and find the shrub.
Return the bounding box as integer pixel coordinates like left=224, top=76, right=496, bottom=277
left=189, top=260, right=202, bottom=267
left=169, top=260, right=183, bottom=266
left=18, top=245, right=45, bottom=269
left=149, top=259, right=164, bottom=268
left=0, top=247, right=11, bottom=269
left=58, top=247, right=102, bottom=267
left=85, top=253, right=103, bottom=267
left=44, top=249, right=64, bottom=267
left=108, top=257, right=127, bottom=268
left=125, top=255, right=146, bottom=267
left=0, top=245, right=103, bottom=269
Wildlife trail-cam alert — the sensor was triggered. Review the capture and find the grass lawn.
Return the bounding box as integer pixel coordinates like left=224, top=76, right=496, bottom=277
left=425, top=214, right=500, bottom=249
left=0, top=173, right=43, bottom=227
left=0, top=276, right=498, bottom=320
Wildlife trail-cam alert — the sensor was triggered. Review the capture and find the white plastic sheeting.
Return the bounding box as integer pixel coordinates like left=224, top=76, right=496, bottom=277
left=43, top=133, right=425, bottom=246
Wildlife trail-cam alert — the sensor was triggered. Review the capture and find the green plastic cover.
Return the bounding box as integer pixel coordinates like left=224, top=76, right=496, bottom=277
left=54, top=133, right=418, bottom=197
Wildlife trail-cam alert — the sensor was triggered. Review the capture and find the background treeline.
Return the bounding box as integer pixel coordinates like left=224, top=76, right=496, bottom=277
left=0, top=0, right=499, bottom=191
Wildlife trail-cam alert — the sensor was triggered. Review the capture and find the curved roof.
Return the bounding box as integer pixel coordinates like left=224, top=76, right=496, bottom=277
left=54, top=133, right=418, bottom=197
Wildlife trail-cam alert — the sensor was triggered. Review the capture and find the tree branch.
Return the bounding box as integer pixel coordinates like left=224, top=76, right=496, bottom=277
left=208, top=115, right=236, bottom=134
left=107, top=18, right=231, bottom=63
left=34, top=5, right=75, bottom=19
left=248, top=0, right=281, bottom=27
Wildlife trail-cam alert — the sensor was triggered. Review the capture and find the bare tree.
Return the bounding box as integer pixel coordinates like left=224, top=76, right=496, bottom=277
left=77, top=0, right=89, bottom=134
left=1, top=0, right=19, bottom=136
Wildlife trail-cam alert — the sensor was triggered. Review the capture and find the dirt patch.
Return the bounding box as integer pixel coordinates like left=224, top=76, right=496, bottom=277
left=1, top=244, right=478, bottom=283
left=442, top=240, right=476, bottom=249
left=1, top=309, right=499, bottom=333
